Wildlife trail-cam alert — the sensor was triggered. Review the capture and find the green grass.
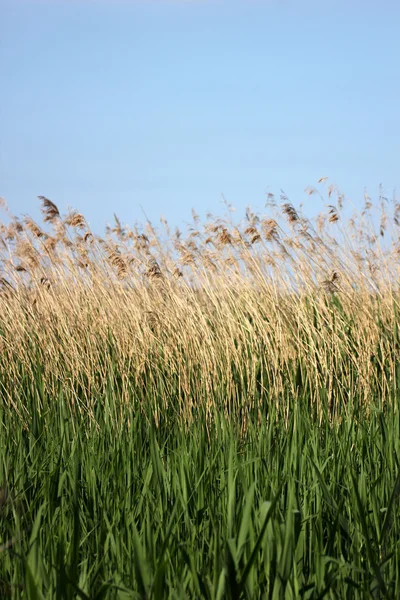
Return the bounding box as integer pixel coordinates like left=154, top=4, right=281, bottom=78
left=1, top=192, right=400, bottom=597
left=1, top=358, right=400, bottom=599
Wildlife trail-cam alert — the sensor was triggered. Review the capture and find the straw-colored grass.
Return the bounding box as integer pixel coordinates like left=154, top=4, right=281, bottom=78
left=0, top=182, right=399, bottom=426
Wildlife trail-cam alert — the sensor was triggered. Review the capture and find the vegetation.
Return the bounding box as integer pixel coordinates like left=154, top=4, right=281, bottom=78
left=0, top=182, right=400, bottom=598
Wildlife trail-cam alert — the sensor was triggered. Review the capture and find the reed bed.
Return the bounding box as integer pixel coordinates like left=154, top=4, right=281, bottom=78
left=0, top=182, right=400, bottom=598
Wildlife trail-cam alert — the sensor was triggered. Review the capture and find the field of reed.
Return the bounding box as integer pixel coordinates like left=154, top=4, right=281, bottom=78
left=0, top=181, right=400, bottom=598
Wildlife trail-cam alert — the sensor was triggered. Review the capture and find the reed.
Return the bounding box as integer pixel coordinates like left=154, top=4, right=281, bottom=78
left=0, top=181, right=399, bottom=597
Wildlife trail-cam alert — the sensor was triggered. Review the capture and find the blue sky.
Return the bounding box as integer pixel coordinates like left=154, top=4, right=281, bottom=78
left=1, top=0, right=399, bottom=233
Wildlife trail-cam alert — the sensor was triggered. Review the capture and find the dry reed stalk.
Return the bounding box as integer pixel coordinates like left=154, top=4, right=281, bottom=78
left=0, top=184, right=399, bottom=426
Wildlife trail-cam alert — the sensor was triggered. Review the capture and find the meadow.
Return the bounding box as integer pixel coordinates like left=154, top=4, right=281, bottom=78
left=0, top=182, right=400, bottom=598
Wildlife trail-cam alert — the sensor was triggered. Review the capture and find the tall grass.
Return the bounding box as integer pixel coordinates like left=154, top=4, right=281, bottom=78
left=1, top=181, right=400, bottom=597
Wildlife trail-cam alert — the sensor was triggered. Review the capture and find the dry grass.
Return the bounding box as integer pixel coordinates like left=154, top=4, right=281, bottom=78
left=0, top=181, right=399, bottom=426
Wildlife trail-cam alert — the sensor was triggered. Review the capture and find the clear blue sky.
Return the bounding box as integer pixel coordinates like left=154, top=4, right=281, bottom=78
left=1, top=0, right=399, bottom=232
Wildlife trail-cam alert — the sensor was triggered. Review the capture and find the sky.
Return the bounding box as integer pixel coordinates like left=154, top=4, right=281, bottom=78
left=0, top=0, right=399, bottom=233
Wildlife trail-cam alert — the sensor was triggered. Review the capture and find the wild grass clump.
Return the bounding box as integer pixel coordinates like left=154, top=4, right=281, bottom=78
left=0, top=181, right=399, bottom=425
left=0, top=181, right=400, bottom=597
